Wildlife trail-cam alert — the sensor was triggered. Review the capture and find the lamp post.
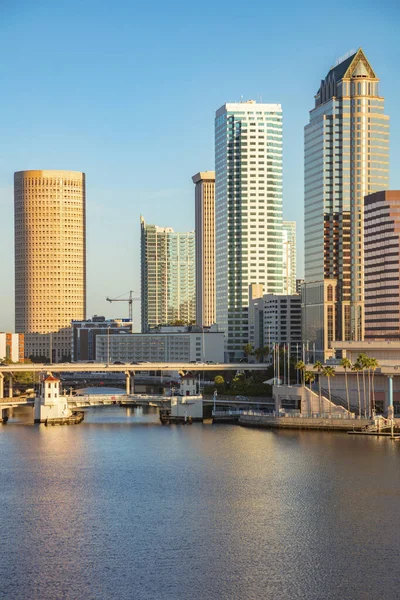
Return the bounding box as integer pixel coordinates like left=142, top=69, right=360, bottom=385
left=213, top=389, right=217, bottom=416
left=107, top=327, right=110, bottom=366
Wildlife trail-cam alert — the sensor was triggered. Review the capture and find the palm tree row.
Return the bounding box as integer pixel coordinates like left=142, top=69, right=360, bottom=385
left=295, top=355, right=379, bottom=418
left=295, top=360, right=335, bottom=415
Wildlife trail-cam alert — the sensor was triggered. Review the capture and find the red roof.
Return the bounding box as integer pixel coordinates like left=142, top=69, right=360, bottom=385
left=44, top=376, right=59, bottom=382
left=181, top=373, right=195, bottom=380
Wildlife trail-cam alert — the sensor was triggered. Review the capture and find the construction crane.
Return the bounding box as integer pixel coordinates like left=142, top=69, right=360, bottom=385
left=106, top=290, right=140, bottom=323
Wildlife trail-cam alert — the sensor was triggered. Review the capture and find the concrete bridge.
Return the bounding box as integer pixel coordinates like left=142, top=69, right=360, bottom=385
left=0, top=390, right=274, bottom=424
left=0, top=362, right=268, bottom=399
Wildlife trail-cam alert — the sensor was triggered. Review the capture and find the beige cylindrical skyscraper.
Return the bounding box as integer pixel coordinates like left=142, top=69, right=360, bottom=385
left=14, top=170, right=86, bottom=361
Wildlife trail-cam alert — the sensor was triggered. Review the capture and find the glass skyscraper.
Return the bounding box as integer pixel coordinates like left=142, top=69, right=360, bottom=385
left=140, top=217, right=195, bottom=332
left=215, top=100, right=283, bottom=361
left=303, top=48, right=389, bottom=360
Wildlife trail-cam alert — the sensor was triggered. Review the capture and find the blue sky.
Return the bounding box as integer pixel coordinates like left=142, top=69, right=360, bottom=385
left=0, top=0, right=399, bottom=331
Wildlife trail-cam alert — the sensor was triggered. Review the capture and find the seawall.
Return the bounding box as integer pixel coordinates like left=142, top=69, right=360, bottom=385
left=239, top=415, right=371, bottom=431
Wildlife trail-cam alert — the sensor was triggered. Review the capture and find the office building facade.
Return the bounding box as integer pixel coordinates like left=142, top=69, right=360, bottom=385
left=71, top=316, right=133, bottom=361
left=215, top=101, right=284, bottom=360
left=14, top=170, right=86, bottom=361
left=193, top=171, right=215, bottom=327
left=364, top=191, right=400, bottom=339
left=282, top=221, right=296, bottom=295
left=0, top=333, right=24, bottom=363
left=303, top=48, right=389, bottom=359
left=140, top=217, right=195, bottom=332
left=96, top=329, right=224, bottom=363
left=249, top=289, right=301, bottom=352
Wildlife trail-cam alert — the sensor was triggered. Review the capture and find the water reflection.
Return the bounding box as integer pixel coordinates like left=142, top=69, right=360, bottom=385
left=1, top=415, right=400, bottom=599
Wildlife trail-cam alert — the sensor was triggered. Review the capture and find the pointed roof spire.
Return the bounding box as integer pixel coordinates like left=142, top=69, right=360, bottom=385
left=342, top=48, right=377, bottom=79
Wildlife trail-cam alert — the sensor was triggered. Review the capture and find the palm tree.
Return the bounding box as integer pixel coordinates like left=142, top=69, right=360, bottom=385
left=314, top=361, right=324, bottom=416
left=357, top=353, right=369, bottom=418
left=243, top=344, right=254, bottom=363
left=322, top=366, right=335, bottom=417
left=254, top=345, right=270, bottom=363
left=365, top=356, right=373, bottom=418
left=351, top=362, right=362, bottom=419
left=340, top=358, right=352, bottom=415
left=295, top=361, right=306, bottom=386
left=304, top=371, right=315, bottom=390
left=369, top=357, right=379, bottom=415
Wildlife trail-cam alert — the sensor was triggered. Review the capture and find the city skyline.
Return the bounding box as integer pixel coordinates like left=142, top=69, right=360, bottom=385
left=0, top=0, right=399, bottom=332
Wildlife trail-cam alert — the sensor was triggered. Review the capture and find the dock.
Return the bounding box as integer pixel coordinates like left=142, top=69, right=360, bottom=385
left=347, top=431, right=400, bottom=438
left=159, top=409, right=193, bottom=425
left=44, top=412, right=84, bottom=426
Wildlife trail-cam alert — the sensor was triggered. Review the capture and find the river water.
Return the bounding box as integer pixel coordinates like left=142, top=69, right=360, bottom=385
left=1, top=408, right=400, bottom=600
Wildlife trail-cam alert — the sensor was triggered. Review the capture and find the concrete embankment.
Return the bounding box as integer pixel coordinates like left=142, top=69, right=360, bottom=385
left=239, top=415, right=371, bottom=431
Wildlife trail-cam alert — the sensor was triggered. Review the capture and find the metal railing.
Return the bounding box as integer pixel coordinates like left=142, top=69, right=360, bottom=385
left=241, top=410, right=360, bottom=420
left=319, top=387, right=360, bottom=416
left=212, top=410, right=244, bottom=416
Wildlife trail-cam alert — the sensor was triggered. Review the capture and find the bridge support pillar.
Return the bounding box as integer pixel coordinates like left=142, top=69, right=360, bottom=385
left=1, top=408, right=10, bottom=423
left=125, top=372, right=130, bottom=395
left=0, top=373, right=4, bottom=399
left=8, top=374, right=13, bottom=398
left=387, top=375, right=394, bottom=420
left=130, top=372, right=135, bottom=395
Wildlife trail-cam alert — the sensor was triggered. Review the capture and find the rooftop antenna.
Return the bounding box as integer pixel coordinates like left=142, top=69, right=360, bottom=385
left=335, top=48, right=357, bottom=67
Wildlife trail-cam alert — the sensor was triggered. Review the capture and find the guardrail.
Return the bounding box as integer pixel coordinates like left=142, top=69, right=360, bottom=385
left=212, top=410, right=243, bottom=416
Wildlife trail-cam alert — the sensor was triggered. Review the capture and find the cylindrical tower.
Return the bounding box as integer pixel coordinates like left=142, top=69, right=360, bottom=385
left=14, top=170, right=86, bottom=361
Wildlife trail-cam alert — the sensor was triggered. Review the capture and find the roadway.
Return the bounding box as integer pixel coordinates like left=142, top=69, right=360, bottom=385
left=0, top=362, right=268, bottom=374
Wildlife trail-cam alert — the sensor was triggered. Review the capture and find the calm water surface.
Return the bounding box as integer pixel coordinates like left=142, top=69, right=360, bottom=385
left=1, top=408, right=400, bottom=600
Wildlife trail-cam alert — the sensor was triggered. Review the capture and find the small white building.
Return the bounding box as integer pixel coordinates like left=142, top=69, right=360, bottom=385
left=34, top=376, right=72, bottom=423
left=179, top=373, right=199, bottom=396
left=170, top=396, right=204, bottom=420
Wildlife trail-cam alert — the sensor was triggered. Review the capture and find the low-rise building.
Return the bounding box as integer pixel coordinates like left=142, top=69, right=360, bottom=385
left=95, top=329, right=224, bottom=363
left=0, top=333, right=24, bottom=362
left=72, top=316, right=132, bottom=361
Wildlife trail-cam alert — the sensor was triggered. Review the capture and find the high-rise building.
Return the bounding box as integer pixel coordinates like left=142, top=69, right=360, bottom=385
left=364, top=191, right=400, bottom=340
left=14, top=170, right=86, bottom=361
left=192, top=171, right=215, bottom=327
left=282, top=221, right=296, bottom=295
left=140, top=217, right=195, bottom=332
left=215, top=100, right=284, bottom=361
left=303, top=49, right=389, bottom=360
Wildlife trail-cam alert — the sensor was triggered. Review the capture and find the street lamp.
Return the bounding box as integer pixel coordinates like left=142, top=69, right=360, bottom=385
left=107, top=327, right=110, bottom=366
